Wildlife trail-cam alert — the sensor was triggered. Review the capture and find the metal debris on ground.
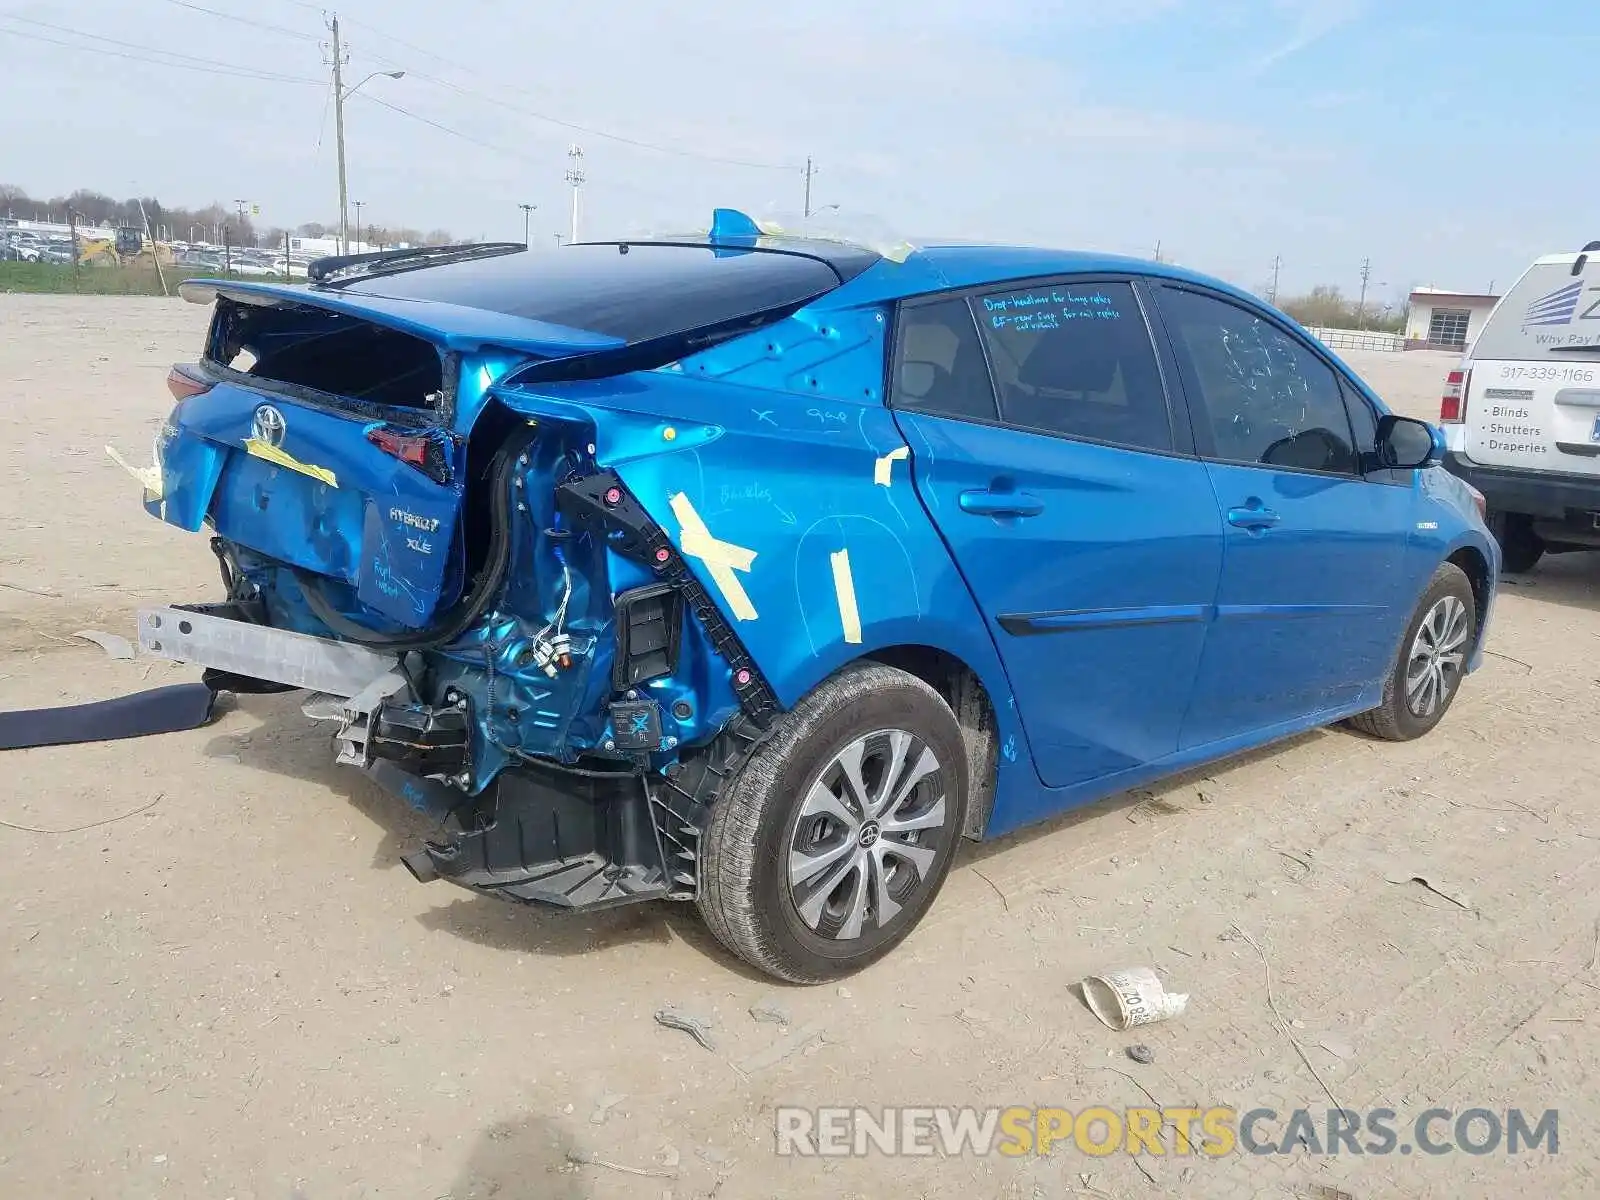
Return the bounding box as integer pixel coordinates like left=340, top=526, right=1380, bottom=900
left=72, top=630, right=136, bottom=660
left=1126, top=1044, right=1155, bottom=1064
left=749, top=998, right=792, bottom=1025
left=1081, top=967, right=1189, bottom=1031
left=566, top=1149, right=678, bottom=1179
left=736, top=1020, right=827, bottom=1075
left=654, top=1007, right=716, bottom=1051
left=1382, top=869, right=1474, bottom=912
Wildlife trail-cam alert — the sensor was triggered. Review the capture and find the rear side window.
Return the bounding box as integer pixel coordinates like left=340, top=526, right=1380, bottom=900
left=1157, top=287, right=1358, bottom=475
left=974, top=281, right=1172, bottom=451
left=1471, top=260, right=1600, bottom=361
left=892, top=297, right=999, bottom=423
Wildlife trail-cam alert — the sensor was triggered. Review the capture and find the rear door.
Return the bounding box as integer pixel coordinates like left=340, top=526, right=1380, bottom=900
left=1150, top=284, right=1411, bottom=748
left=892, top=278, right=1224, bottom=795
left=1462, top=255, right=1600, bottom=475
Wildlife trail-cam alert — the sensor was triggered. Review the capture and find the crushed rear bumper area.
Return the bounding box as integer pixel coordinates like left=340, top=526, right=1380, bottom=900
left=402, top=762, right=678, bottom=909
left=134, top=601, right=764, bottom=915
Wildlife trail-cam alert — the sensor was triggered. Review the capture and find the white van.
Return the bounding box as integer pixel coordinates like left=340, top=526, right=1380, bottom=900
left=1441, top=243, right=1600, bottom=571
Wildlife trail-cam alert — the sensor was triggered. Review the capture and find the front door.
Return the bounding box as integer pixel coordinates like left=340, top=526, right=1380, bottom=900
left=891, top=280, right=1223, bottom=806
left=1151, top=284, right=1410, bottom=748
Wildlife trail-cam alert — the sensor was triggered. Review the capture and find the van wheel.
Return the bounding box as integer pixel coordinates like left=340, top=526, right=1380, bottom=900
left=1488, top=511, right=1544, bottom=574
left=697, top=663, right=968, bottom=983
left=1348, top=562, right=1476, bottom=742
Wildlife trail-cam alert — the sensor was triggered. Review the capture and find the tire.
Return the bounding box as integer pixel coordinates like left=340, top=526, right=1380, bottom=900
left=697, top=662, right=969, bottom=983
left=1348, top=562, right=1476, bottom=742
left=1488, top=510, right=1544, bottom=574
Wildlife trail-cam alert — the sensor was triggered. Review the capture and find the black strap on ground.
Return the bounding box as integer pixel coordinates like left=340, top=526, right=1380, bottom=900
left=0, top=683, right=218, bottom=751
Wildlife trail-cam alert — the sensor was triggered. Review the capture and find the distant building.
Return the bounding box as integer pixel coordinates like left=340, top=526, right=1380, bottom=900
left=1405, top=287, right=1500, bottom=351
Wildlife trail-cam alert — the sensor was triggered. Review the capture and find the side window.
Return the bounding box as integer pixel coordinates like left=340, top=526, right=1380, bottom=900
left=974, top=280, right=1172, bottom=452
left=1157, top=287, right=1358, bottom=475
left=892, top=297, right=999, bottom=423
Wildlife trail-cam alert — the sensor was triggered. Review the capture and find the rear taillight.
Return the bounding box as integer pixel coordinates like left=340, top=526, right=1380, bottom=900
left=1464, top=481, right=1486, bottom=520
left=1440, top=368, right=1469, bottom=423
left=367, top=425, right=453, bottom=485
left=167, top=364, right=213, bottom=402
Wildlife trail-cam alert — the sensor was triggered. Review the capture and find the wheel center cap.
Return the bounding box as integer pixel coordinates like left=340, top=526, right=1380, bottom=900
left=858, top=820, right=881, bottom=849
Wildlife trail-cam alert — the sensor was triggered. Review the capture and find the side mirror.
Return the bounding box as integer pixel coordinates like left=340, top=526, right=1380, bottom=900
left=1376, top=414, right=1441, bottom=470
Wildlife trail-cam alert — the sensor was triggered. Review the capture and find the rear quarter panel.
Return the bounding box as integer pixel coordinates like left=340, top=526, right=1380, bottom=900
left=497, top=301, right=1032, bottom=780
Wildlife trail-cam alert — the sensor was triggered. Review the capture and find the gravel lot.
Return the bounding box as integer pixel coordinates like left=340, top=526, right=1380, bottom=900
left=2, top=295, right=1597, bottom=1199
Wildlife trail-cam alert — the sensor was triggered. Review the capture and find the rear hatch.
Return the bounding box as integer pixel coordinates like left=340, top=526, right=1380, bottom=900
left=153, top=239, right=861, bottom=632
left=1462, top=253, right=1600, bottom=475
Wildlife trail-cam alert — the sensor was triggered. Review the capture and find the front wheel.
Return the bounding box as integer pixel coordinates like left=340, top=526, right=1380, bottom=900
left=1348, top=562, right=1476, bottom=742
left=697, top=662, right=969, bottom=983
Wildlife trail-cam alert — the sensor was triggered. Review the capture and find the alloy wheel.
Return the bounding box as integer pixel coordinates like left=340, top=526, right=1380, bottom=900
left=785, top=729, right=949, bottom=942
left=1405, top=594, right=1470, bottom=718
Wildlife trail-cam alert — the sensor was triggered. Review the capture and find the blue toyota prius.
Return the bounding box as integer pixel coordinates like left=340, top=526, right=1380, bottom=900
left=127, top=210, right=1498, bottom=981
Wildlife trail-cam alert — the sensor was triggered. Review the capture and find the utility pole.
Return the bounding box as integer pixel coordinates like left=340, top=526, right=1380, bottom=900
left=1152, top=239, right=1162, bottom=263
left=565, top=145, right=585, bottom=243
left=352, top=200, right=364, bottom=251
left=1269, top=254, right=1282, bottom=304
left=1357, top=257, right=1372, bottom=329
left=519, top=202, right=536, bottom=248
left=329, top=13, right=349, bottom=254
left=803, top=156, right=815, bottom=218
left=234, top=199, right=249, bottom=248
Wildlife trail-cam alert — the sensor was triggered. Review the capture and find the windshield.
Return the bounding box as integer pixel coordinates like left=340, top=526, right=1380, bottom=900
left=1472, top=259, right=1600, bottom=360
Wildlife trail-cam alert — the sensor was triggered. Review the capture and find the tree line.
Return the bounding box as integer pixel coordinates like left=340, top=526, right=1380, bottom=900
left=0, top=184, right=452, bottom=249
left=1276, top=285, right=1405, bottom=333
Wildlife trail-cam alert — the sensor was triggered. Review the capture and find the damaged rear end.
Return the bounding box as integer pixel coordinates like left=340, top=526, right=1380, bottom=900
left=129, top=235, right=871, bottom=911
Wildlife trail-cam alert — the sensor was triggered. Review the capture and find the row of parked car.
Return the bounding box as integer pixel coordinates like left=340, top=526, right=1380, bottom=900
left=2, top=229, right=76, bottom=264
left=173, top=244, right=308, bottom=278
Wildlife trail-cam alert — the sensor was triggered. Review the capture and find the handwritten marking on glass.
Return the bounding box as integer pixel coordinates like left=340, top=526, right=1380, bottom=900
left=984, top=289, right=1121, bottom=332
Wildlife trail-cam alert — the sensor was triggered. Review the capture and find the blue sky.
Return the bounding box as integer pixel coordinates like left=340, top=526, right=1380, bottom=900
left=1, top=0, right=1591, bottom=304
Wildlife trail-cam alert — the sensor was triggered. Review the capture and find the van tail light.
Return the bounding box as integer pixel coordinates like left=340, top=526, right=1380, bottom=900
left=167, top=364, right=214, bottom=402
left=1464, top=481, right=1486, bottom=521
left=1440, top=368, right=1469, bottom=423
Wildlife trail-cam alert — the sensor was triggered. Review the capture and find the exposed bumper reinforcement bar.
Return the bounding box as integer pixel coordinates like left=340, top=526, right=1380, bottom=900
left=136, top=605, right=399, bottom=698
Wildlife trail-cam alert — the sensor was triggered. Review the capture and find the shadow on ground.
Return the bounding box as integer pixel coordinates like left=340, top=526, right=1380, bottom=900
left=447, top=1115, right=589, bottom=1200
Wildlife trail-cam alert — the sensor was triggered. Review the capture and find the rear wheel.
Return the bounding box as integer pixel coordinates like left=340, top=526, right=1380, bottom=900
left=697, top=663, right=968, bottom=983
left=1348, top=562, right=1476, bottom=742
left=1488, top=510, right=1544, bottom=574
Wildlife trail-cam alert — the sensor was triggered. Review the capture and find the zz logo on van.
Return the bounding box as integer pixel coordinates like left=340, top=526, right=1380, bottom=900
left=1524, top=280, right=1584, bottom=327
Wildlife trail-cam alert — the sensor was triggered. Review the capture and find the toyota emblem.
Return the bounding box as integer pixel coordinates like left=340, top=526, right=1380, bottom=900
left=251, top=405, right=287, bottom=448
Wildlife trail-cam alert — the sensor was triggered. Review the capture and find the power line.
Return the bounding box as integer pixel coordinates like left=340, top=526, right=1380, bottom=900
left=336, top=14, right=797, bottom=170
left=158, top=0, right=319, bottom=42
left=0, top=19, right=323, bottom=84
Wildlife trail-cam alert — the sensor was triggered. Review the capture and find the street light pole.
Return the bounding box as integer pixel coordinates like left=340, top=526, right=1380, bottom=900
left=519, top=203, right=536, bottom=248
left=565, top=145, right=585, bottom=244
left=327, top=12, right=403, bottom=256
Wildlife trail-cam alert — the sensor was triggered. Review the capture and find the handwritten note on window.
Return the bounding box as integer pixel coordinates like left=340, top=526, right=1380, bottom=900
left=982, top=288, right=1122, bottom=333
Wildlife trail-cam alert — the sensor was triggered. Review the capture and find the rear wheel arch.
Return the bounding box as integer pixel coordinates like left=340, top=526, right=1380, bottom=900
left=863, top=644, right=1000, bottom=841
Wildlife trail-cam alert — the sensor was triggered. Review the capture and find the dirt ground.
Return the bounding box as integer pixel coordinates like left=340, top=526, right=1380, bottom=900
left=3, top=295, right=1598, bottom=1200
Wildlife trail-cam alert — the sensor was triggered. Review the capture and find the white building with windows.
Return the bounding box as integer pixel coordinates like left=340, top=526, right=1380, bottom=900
left=1404, top=287, right=1500, bottom=351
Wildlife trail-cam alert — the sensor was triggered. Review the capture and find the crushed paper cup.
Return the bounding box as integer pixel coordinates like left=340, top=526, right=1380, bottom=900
left=1082, top=967, right=1189, bottom=1031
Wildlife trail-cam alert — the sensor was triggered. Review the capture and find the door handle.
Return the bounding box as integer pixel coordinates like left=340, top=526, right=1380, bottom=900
left=960, top=488, right=1045, bottom=518
left=1226, top=505, right=1281, bottom=530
